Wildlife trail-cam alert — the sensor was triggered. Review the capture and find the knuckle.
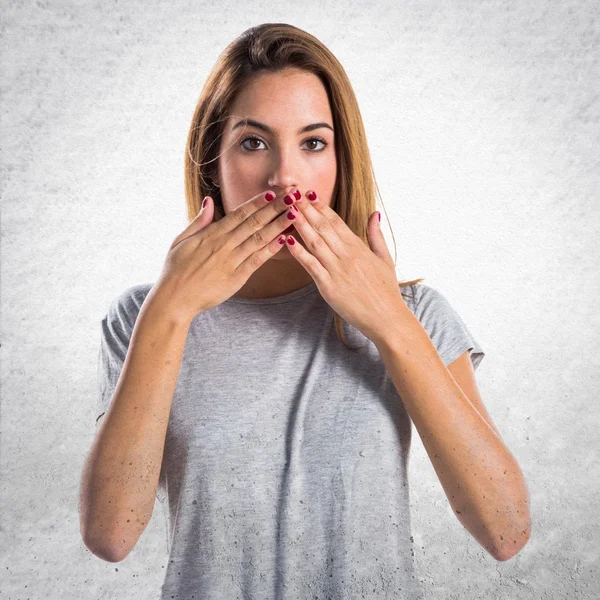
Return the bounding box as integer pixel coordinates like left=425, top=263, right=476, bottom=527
left=249, top=251, right=263, bottom=269
left=250, top=228, right=269, bottom=246
left=332, top=214, right=345, bottom=228
left=231, top=206, right=249, bottom=225
left=246, top=211, right=263, bottom=230
left=330, top=215, right=351, bottom=241
left=314, top=215, right=330, bottom=233
left=312, top=235, right=326, bottom=251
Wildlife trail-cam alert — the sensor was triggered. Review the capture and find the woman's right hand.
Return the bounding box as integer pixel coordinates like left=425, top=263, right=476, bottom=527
left=146, top=189, right=301, bottom=323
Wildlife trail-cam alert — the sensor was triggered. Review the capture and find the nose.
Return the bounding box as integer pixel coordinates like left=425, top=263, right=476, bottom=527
left=267, top=151, right=299, bottom=196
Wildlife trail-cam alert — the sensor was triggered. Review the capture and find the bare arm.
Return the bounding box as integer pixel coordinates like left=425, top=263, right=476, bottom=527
left=374, top=309, right=531, bottom=561
left=79, top=295, right=192, bottom=562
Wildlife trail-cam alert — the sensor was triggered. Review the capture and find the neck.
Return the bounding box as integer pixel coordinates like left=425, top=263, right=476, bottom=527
left=233, top=258, right=314, bottom=300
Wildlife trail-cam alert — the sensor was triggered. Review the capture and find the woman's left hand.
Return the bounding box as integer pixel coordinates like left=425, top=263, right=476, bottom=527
left=284, top=189, right=411, bottom=345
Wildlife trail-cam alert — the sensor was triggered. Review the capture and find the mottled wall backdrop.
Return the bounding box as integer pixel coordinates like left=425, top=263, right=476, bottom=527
left=2, top=0, right=598, bottom=598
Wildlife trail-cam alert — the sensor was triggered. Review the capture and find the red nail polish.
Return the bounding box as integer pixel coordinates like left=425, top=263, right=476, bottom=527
left=286, top=236, right=295, bottom=245
left=293, top=189, right=301, bottom=200
left=378, top=212, right=381, bottom=222
left=265, top=191, right=276, bottom=202
left=307, top=191, right=317, bottom=201
left=278, top=236, right=286, bottom=244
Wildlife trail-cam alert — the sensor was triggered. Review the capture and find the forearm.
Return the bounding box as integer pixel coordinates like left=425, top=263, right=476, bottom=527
left=374, top=309, right=531, bottom=561
left=80, top=299, right=192, bottom=562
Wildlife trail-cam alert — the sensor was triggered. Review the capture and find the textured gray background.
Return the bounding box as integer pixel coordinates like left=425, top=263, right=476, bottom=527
left=1, top=0, right=599, bottom=598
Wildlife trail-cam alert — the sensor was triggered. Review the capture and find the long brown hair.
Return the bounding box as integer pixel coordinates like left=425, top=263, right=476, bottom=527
left=184, top=23, right=424, bottom=349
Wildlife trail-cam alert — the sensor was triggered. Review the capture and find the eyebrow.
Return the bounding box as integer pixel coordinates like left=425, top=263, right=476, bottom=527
left=231, top=118, right=334, bottom=136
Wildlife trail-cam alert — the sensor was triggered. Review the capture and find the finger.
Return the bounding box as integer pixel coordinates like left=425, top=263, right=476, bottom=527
left=298, top=190, right=358, bottom=253
left=367, top=210, right=395, bottom=266
left=301, top=190, right=357, bottom=247
left=290, top=192, right=347, bottom=270
left=218, top=189, right=299, bottom=244
left=235, top=209, right=300, bottom=278
left=237, top=202, right=300, bottom=258
left=171, top=195, right=215, bottom=249
left=284, top=235, right=330, bottom=286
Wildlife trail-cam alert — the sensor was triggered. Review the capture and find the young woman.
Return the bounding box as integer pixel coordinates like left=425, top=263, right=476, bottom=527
left=80, top=23, right=531, bottom=600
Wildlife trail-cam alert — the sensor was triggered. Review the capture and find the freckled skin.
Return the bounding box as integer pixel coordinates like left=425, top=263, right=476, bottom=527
left=375, top=318, right=531, bottom=561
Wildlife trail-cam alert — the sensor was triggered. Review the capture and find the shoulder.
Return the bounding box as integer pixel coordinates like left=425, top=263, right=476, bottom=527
left=402, top=282, right=455, bottom=320
left=398, top=283, right=420, bottom=313
left=104, top=282, right=155, bottom=324
left=399, top=282, right=470, bottom=339
left=401, top=282, right=485, bottom=370
left=398, top=282, right=446, bottom=316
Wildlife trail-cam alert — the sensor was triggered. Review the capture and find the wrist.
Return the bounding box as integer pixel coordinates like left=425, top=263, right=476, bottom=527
left=141, top=286, right=196, bottom=329
left=371, top=305, right=423, bottom=353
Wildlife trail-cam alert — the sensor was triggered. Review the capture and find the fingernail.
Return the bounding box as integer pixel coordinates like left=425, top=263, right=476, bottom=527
left=307, top=191, right=317, bottom=201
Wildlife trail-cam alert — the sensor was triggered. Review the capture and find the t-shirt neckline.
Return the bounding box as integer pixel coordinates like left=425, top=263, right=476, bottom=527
left=224, top=281, right=319, bottom=305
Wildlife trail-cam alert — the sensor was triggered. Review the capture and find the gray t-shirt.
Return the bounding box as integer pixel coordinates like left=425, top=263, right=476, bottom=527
left=96, top=281, right=484, bottom=599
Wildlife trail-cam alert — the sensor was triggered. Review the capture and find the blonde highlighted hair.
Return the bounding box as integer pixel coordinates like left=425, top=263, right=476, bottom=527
left=184, top=23, right=424, bottom=349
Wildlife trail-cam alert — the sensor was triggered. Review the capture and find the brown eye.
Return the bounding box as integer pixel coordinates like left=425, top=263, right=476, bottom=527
left=303, top=137, right=327, bottom=151
left=240, top=136, right=265, bottom=151
left=240, top=135, right=328, bottom=152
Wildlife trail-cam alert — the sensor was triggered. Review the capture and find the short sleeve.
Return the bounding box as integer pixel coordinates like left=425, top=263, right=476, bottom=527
left=410, top=283, right=485, bottom=371
left=95, top=284, right=153, bottom=427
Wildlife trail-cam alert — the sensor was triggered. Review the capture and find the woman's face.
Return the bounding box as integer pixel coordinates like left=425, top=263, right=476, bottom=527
left=216, top=68, right=337, bottom=258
